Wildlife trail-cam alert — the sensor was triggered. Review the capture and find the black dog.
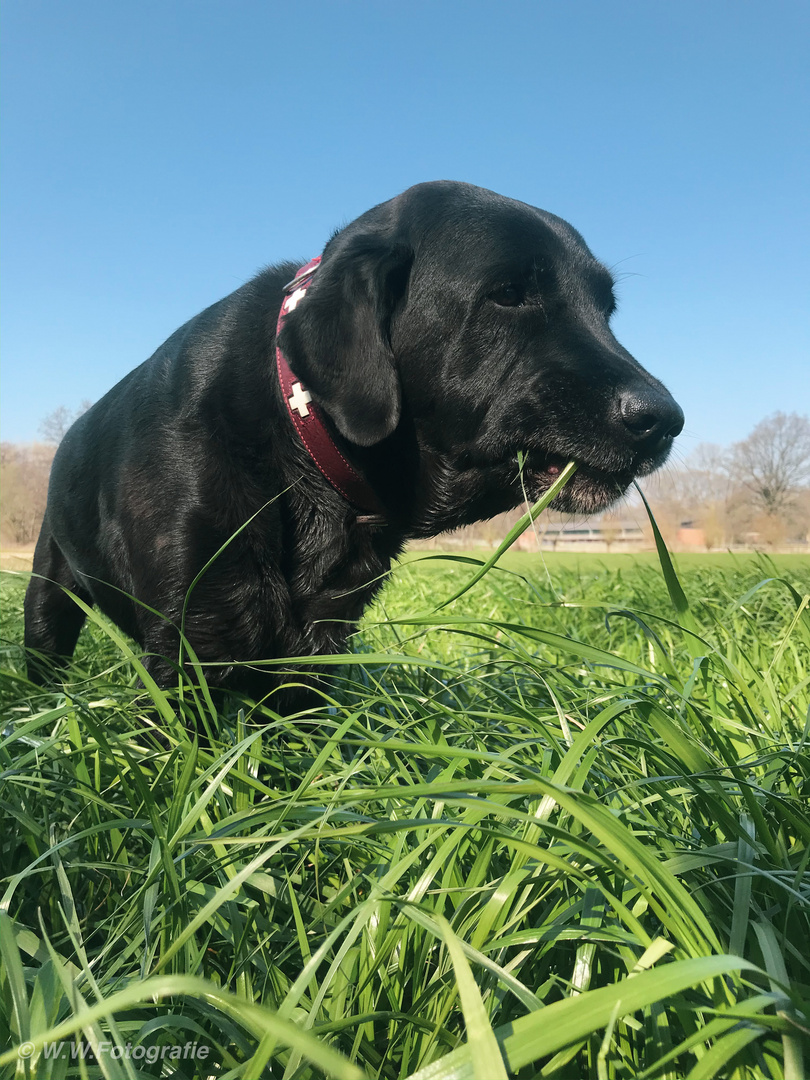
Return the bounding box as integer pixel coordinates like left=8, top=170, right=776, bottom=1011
left=24, top=181, right=683, bottom=705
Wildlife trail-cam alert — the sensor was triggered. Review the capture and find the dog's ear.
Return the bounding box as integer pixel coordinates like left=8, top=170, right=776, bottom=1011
left=278, top=235, right=413, bottom=447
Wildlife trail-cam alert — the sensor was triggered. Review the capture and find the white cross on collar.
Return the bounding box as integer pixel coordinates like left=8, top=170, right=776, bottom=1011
left=288, top=381, right=313, bottom=418
left=284, top=286, right=308, bottom=312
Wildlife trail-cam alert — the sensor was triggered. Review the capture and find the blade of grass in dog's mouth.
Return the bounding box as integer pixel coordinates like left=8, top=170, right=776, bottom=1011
left=428, top=459, right=578, bottom=611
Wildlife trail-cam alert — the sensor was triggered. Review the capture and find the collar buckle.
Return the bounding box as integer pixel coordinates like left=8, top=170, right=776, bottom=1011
left=282, top=257, right=322, bottom=293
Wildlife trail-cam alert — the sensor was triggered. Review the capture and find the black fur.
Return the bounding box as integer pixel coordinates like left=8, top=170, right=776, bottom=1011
left=24, top=181, right=683, bottom=706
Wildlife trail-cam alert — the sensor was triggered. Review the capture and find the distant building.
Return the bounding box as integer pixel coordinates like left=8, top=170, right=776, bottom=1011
left=676, top=521, right=706, bottom=547
left=517, top=518, right=647, bottom=552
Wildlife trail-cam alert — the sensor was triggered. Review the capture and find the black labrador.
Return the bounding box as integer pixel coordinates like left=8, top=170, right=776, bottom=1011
left=24, top=181, right=683, bottom=706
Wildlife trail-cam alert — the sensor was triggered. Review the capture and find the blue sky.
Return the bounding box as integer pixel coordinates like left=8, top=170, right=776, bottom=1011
left=3, top=0, right=808, bottom=454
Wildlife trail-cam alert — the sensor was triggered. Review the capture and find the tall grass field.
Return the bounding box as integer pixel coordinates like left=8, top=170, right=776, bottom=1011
left=1, top=538, right=809, bottom=1078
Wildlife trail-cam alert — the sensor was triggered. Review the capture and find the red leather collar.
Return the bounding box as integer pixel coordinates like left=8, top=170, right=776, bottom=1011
left=276, top=258, right=387, bottom=524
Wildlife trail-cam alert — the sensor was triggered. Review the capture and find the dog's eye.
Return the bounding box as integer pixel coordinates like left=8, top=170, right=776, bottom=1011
left=489, top=283, right=525, bottom=307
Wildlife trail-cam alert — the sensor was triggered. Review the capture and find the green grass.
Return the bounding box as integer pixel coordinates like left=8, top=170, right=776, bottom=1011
left=1, top=546, right=809, bottom=1079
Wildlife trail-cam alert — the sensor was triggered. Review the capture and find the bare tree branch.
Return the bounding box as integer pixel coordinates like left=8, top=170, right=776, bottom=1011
left=38, top=400, right=93, bottom=446
left=729, top=412, right=810, bottom=515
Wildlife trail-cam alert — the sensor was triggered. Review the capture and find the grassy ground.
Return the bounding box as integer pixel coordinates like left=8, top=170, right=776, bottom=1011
left=1, top=548, right=809, bottom=1079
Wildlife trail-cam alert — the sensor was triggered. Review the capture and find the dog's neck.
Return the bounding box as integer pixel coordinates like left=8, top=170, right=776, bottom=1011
left=275, top=258, right=388, bottom=527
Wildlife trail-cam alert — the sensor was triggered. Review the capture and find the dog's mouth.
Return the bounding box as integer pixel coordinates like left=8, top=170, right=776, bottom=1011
left=518, top=451, right=636, bottom=514
left=412, top=437, right=671, bottom=536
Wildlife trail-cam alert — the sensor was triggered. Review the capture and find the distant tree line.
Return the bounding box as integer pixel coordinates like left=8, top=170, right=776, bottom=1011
left=1, top=402, right=91, bottom=545
left=2, top=406, right=809, bottom=549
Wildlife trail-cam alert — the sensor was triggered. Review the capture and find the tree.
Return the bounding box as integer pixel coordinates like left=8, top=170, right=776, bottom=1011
left=38, top=399, right=93, bottom=446
left=701, top=504, right=725, bottom=551
left=729, top=412, right=810, bottom=517
left=0, top=442, right=55, bottom=545
left=684, top=443, right=733, bottom=505
left=599, top=513, right=621, bottom=553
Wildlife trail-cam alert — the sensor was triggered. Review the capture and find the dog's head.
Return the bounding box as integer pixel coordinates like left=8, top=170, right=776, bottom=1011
left=279, top=181, right=683, bottom=528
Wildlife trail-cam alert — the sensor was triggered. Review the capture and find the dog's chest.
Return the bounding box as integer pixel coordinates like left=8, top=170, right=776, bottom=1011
left=286, top=517, right=401, bottom=648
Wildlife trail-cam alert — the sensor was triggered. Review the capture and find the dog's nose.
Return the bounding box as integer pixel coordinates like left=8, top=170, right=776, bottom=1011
left=619, top=388, right=684, bottom=446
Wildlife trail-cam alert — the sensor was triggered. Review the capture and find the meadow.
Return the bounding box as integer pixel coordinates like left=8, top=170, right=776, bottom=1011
left=1, top=540, right=809, bottom=1079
